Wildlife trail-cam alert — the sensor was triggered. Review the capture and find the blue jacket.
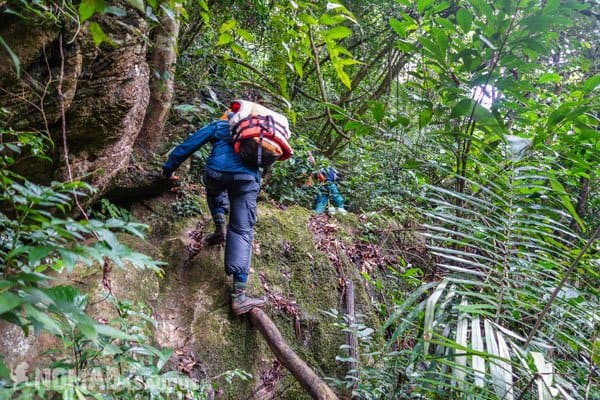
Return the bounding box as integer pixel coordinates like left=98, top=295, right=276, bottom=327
left=162, top=120, right=260, bottom=181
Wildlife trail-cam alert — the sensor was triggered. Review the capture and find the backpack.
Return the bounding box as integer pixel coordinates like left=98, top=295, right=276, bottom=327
left=227, top=100, right=293, bottom=168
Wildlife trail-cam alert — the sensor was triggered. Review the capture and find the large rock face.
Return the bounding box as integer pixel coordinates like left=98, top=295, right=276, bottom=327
left=0, top=6, right=150, bottom=195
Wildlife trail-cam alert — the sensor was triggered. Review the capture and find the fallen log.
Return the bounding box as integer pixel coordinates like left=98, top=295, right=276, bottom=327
left=249, top=308, right=339, bottom=400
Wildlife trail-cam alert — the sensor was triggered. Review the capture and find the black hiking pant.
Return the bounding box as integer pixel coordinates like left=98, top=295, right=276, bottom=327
left=203, top=168, right=260, bottom=276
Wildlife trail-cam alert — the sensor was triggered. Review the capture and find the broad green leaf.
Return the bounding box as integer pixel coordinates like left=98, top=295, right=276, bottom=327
left=522, top=15, right=556, bottom=31
left=418, top=37, right=444, bottom=64
left=157, top=347, right=173, bottom=370
left=89, top=22, right=111, bottom=46
left=419, top=108, right=433, bottom=128
left=368, top=101, right=385, bottom=123
left=219, top=19, right=236, bottom=33
left=456, top=9, right=473, bottom=32
left=334, top=65, right=351, bottom=89
left=435, top=17, right=456, bottom=32
left=299, top=13, right=317, bottom=25
left=417, top=0, right=434, bottom=13
left=216, top=33, right=233, bottom=46
left=538, top=73, right=561, bottom=84
left=473, top=103, right=495, bottom=122
left=325, top=26, right=352, bottom=41
left=95, top=323, right=137, bottom=340
left=0, top=292, right=21, bottom=314
left=101, top=343, right=122, bottom=356
left=547, top=103, right=572, bottom=127
left=237, top=28, right=254, bottom=42
left=593, top=338, right=600, bottom=366
left=74, top=388, right=87, bottom=400
left=0, top=357, right=10, bottom=380
left=79, top=321, right=98, bottom=341
left=451, top=98, right=474, bottom=118
left=79, top=0, right=97, bottom=22
left=24, top=304, right=63, bottom=336
left=293, top=60, right=304, bottom=78
left=5, top=245, right=33, bottom=261
left=126, top=0, right=144, bottom=12
left=319, top=13, right=345, bottom=25
left=543, top=0, right=560, bottom=13
left=470, top=0, right=494, bottom=20
left=326, top=2, right=344, bottom=11
left=28, top=246, right=55, bottom=266
left=230, top=43, right=248, bottom=60
left=389, top=18, right=406, bottom=38
left=57, top=248, right=81, bottom=271
left=582, top=74, right=600, bottom=94
left=432, top=28, right=448, bottom=54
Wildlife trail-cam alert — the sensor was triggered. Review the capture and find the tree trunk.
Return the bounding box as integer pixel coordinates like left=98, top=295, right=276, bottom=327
left=135, top=10, right=180, bottom=156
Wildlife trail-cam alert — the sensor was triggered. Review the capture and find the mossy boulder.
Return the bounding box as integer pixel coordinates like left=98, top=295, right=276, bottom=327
left=0, top=189, right=382, bottom=399
left=129, top=192, right=379, bottom=398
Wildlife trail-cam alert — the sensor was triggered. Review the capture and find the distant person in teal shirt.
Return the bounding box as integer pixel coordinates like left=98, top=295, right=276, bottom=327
left=313, top=166, right=347, bottom=215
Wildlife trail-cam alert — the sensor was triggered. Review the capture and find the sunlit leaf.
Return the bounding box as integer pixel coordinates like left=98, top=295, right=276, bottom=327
left=219, top=19, right=236, bottom=33
left=389, top=18, right=406, bottom=38
left=325, top=26, right=352, bottom=41
left=538, top=72, right=561, bottom=84
left=89, top=22, right=112, bottom=46
left=79, top=0, right=97, bottom=22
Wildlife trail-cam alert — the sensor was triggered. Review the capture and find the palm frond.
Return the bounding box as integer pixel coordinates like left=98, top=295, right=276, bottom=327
left=383, top=142, right=598, bottom=399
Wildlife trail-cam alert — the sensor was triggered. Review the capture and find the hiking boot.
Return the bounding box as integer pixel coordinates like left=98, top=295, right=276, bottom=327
left=205, top=214, right=227, bottom=245
left=231, top=283, right=266, bottom=315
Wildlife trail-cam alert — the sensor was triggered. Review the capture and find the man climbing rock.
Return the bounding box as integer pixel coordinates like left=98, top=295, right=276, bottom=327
left=162, top=103, right=266, bottom=316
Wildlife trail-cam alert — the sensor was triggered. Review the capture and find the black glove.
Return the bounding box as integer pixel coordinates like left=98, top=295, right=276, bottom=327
left=162, top=167, right=173, bottom=179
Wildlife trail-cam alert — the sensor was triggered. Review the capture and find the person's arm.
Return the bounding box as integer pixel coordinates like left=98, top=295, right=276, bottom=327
left=162, top=122, right=217, bottom=177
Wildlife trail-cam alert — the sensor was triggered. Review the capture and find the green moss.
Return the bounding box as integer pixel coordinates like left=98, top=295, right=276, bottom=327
left=109, top=195, right=383, bottom=398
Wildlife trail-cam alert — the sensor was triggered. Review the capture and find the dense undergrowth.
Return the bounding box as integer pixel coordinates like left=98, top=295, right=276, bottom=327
left=1, top=0, right=599, bottom=399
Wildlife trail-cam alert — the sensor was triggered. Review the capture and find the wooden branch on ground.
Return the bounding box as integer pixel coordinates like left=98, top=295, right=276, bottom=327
left=249, top=308, right=339, bottom=400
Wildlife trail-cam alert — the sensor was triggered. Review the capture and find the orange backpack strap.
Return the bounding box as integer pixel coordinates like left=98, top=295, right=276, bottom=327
left=232, top=116, right=293, bottom=161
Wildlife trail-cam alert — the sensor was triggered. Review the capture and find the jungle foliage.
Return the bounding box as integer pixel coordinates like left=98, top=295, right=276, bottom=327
left=145, top=0, right=600, bottom=397
left=1, top=0, right=599, bottom=399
